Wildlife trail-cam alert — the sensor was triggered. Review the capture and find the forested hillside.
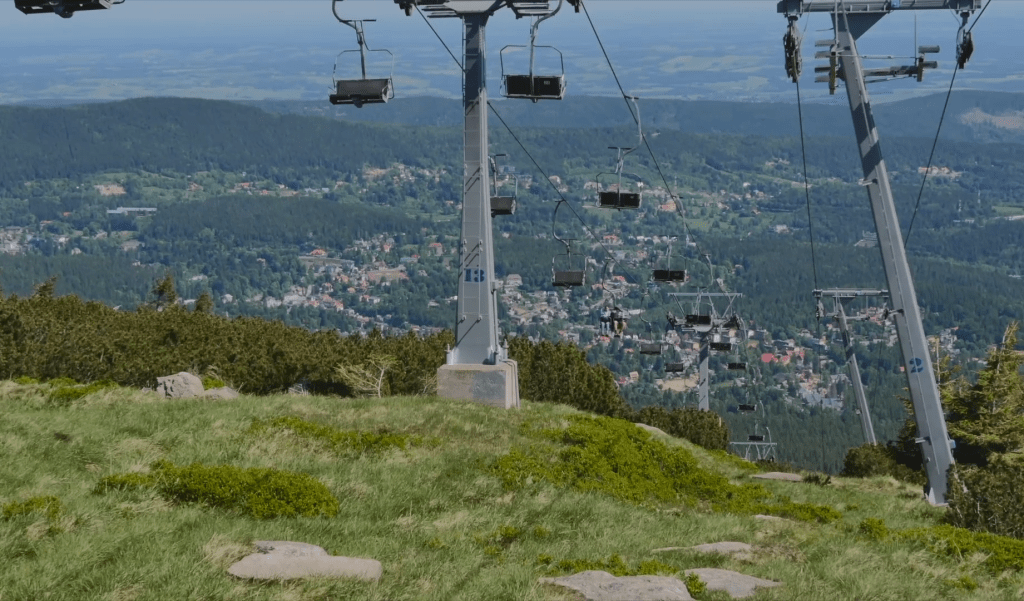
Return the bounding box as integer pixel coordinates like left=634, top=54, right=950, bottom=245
left=0, top=96, right=1021, bottom=471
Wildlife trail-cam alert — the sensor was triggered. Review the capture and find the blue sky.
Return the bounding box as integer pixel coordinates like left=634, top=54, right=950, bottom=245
left=0, top=0, right=1017, bottom=104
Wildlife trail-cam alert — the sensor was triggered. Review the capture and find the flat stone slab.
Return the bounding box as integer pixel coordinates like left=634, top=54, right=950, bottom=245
left=228, top=540, right=381, bottom=582
left=654, top=542, right=753, bottom=561
left=751, top=472, right=803, bottom=482
left=539, top=570, right=693, bottom=601
left=683, top=568, right=781, bottom=599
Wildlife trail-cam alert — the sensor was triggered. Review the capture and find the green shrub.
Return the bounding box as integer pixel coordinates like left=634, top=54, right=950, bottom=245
left=842, top=444, right=896, bottom=478
left=946, top=462, right=1024, bottom=540
left=95, top=460, right=338, bottom=520
left=2, top=495, right=63, bottom=522
left=684, top=573, right=707, bottom=596
left=509, top=338, right=633, bottom=419
left=201, top=376, right=225, bottom=390
left=248, top=416, right=429, bottom=455
left=493, top=415, right=839, bottom=522
left=13, top=376, right=39, bottom=385
left=47, top=380, right=119, bottom=406
left=898, top=524, right=1024, bottom=574
left=858, top=517, right=890, bottom=541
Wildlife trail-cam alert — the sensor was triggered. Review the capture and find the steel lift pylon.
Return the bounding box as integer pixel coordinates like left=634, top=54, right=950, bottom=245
left=396, top=1, right=575, bottom=408
left=779, top=0, right=981, bottom=504
left=815, top=288, right=889, bottom=445
left=668, top=289, right=742, bottom=412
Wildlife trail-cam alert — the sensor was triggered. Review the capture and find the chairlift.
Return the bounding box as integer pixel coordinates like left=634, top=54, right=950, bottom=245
left=15, top=0, right=121, bottom=18
left=728, top=362, right=747, bottom=371
left=330, top=0, right=394, bottom=108
left=489, top=154, right=518, bottom=217
left=637, top=293, right=664, bottom=356
left=500, top=0, right=566, bottom=101
left=710, top=341, right=732, bottom=352
left=738, top=403, right=756, bottom=413
left=597, top=261, right=627, bottom=337
left=596, top=96, right=644, bottom=210
left=551, top=200, right=585, bottom=287
left=652, top=237, right=687, bottom=283
left=748, top=434, right=766, bottom=442
left=665, top=362, right=686, bottom=373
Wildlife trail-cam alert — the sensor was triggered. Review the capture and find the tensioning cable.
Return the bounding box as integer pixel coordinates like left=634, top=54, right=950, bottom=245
left=904, top=0, right=991, bottom=248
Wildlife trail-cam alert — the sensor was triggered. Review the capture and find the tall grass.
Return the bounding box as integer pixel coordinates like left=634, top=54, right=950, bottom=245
left=0, top=381, right=1021, bottom=600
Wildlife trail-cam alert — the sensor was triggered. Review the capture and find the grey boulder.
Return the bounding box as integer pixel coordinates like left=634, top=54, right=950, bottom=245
left=155, top=372, right=204, bottom=399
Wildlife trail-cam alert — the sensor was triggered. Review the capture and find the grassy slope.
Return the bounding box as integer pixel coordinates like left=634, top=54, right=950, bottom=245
left=1, top=383, right=1021, bottom=601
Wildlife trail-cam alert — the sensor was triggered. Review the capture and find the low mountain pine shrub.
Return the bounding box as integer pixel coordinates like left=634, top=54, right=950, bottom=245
left=493, top=415, right=839, bottom=522
left=95, top=459, right=338, bottom=520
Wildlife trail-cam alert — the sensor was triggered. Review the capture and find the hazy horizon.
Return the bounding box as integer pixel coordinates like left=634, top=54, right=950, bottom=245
left=0, top=0, right=1018, bottom=105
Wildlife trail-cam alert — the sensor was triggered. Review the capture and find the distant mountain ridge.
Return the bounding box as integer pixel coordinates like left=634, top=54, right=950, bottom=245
left=245, top=91, right=1024, bottom=145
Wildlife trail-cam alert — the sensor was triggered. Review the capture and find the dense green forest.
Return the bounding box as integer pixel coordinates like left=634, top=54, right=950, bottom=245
left=0, top=96, right=1021, bottom=471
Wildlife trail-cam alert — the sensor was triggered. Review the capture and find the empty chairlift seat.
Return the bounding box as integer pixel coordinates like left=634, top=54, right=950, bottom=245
left=491, top=196, right=516, bottom=217
left=330, top=78, right=392, bottom=107
left=553, top=269, right=585, bottom=287
left=665, top=362, right=686, bottom=373
left=639, top=342, right=662, bottom=355
left=598, top=190, right=642, bottom=210
left=15, top=0, right=112, bottom=15
left=748, top=434, right=765, bottom=442
left=504, top=74, right=566, bottom=101
left=738, top=404, right=756, bottom=412
left=710, top=342, right=732, bottom=352
left=728, top=362, right=747, bottom=371
left=652, top=269, right=686, bottom=283
left=685, top=314, right=712, bottom=326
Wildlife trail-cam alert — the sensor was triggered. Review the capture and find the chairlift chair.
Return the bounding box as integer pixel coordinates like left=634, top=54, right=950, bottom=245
left=500, top=0, right=567, bottom=101
left=738, top=403, right=757, bottom=413
left=596, top=96, right=644, bottom=210
left=637, top=293, right=664, bottom=355
left=665, top=362, right=686, bottom=373
left=330, top=0, right=395, bottom=108
left=551, top=201, right=585, bottom=287
left=728, top=362, right=747, bottom=371
left=15, top=0, right=119, bottom=17
left=652, top=237, right=687, bottom=283
left=710, top=341, right=732, bottom=352
left=748, top=434, right=766, bottom=442
left=552, top=248, right=586, bottom=287
left=489, top=154, right=518, bottom=217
